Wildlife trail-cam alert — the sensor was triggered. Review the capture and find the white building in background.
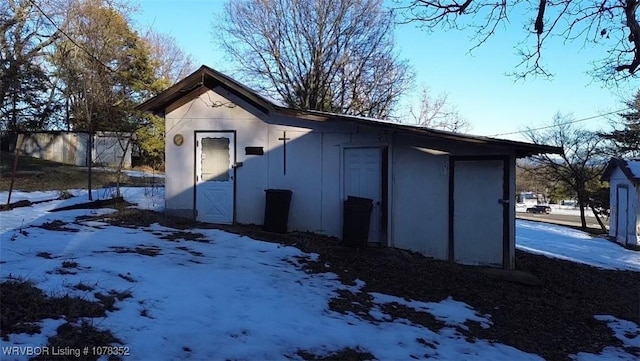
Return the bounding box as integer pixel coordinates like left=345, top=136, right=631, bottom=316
left=602, top=158, right=640, bottom=249
left=7, top=131, right=132, bottom=168
left=517, top=192, right=540, bottom=206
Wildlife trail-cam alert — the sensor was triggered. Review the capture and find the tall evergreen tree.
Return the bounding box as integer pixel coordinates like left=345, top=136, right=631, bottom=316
left=52, top=0, right=164, bottom=198
left=601, top=91, right=640, bottom=157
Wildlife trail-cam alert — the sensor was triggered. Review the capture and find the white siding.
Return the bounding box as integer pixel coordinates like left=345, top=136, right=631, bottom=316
left=452, top=159, right=504, bottom=267
left=267, top=129, right=322, bottom=232
left=391, top=141, right=449, bottom=259
left=165, top=87, right=269, bottom=218
left=163, top=87, right=518, bottom=266
left=321, top=133, right=350, bottom=236
left=164, top=88, right=383, bottom=233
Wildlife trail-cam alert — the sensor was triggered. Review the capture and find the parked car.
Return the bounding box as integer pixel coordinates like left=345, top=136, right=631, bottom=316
left=526, top=205, right=552, bottom=214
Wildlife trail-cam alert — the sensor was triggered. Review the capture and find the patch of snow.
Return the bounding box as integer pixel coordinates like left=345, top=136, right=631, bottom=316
left=2, top=318, right=67, bottom=360
left=0, top=188, right=164, bottom=234
left=4, top=189, right=639, bottom=360
left=516, top=220, right=640, bottom=271
left=370, top=293, right=492, bottom=330
left=1, top=190, right=543, bottom=361
left=571, top=315, right=640, bottom=360
left=0, top=191, right=61, bottom=204
left=594, top=315, right=640, bottom=348
left=88, top=167, right=165, bottom=179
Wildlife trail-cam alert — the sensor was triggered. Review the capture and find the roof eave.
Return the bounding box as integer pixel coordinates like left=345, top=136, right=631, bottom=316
left=136, top=66, right=563, bottom=157
left=276, top=107, right=562, bottom=156
left=601, top=158, right=640, bottom=184
left=135, top=65, right=278, bottom=115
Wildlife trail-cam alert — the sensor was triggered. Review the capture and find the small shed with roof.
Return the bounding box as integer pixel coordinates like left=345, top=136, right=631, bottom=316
left=602, top=158, right=640, bottom=248
left=137, top=65, right=561, bottom=268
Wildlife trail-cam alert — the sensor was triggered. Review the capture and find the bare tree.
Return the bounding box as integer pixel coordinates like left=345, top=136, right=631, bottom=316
left=525, top=113, right=607, bottom=228
left=402, top=85, right=471, bottom=132
left=144, top=30, right=196, bottom=86
left=217, top=0, right=413, bottom=119
left=396, top=0, right=640, bottom=82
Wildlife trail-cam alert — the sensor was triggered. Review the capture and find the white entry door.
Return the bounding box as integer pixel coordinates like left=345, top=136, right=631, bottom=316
left=452, top=158, right=507, bottom=267
left=616, top=186, right=629, bottom=244
left=343, top=147, right=382, bottom=243
left=195, top=132, right=234, bottom=224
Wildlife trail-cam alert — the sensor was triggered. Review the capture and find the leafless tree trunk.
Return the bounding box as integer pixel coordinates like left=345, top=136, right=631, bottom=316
left=6, top=135, right=24, bottom=207
left=525, top=113, right=607, bottom=229
left=113, top=132, right=134, bottom=198
left=143, top=31, right=196, bottom=86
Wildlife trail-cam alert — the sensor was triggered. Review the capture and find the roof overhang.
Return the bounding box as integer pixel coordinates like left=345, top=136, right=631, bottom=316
left=136, top=65, right=278, bottom=115
left=137, top=65, right=562, bottom=158
left=277, top=108, right=562, bottom=158
left=601, top=158, right=640, bottom=185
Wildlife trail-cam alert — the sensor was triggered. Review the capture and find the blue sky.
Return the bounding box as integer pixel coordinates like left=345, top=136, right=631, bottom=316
left=133, top=0, right=638, bottom=141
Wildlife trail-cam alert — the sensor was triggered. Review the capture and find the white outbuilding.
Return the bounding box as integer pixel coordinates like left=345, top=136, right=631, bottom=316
left=602, top=158, right=640, bottom=249
left=138, top=66, right=560, bottom=269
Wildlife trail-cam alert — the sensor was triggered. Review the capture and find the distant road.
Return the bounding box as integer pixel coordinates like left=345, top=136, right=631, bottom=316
left=516, top=212, right=607, bottom=230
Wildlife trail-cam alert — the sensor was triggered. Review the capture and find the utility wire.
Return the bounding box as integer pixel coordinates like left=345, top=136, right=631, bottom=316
left=27, top=0, right=117, bottom=75
left=491, top=108, right=632, bottom=137
left=28, top=0, right=162, bottom=93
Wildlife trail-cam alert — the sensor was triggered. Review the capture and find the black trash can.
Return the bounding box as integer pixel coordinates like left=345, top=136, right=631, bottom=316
left=263, top=189, right=293, bottom=233
left=342, top=196, right=373, bottom=247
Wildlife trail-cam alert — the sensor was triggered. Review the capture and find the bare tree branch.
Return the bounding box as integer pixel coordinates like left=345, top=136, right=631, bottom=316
left=396, top=0, right=640, bottom=82
left=396, top=85, right=471, bottom=132
left=524, top=112, right=607, bottom=228
left=216, top=0, right=413, bottom=119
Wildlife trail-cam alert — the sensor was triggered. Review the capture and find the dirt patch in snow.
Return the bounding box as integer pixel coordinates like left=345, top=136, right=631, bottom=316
left=297, top=347, right=375, bottom=361
left=0, top=280, right=120, bottom=352
left=83, top=209, right=640, bottom=360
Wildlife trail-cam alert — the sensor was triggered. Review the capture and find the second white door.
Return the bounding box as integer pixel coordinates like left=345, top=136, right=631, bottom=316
left=343, top=147, right=382, bottom=243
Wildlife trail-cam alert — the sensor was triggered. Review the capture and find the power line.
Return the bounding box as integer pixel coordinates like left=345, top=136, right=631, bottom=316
left=26, top=0, right=117, bottom=75
left=490, top=108, right=632, bottom=137
left=27, top=0, right=162, bottom=96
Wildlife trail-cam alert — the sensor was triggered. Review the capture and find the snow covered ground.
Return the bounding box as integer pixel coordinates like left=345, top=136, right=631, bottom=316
left=1, top=188, right=638, bottom=360
left=517, top=220, right=640, bottom=271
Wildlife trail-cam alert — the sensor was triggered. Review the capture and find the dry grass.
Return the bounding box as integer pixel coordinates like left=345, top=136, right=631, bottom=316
left=1, top=277, right=128, bottom=361
left=0, top=280, right=108, bottom=339
left=0, top=151, right=163, bottom=191
left=297, top=348, right=375, bottom=361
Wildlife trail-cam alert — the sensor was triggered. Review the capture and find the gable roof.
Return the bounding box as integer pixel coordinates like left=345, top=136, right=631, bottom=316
left=601, top=158, right=640, bottom=185
left=137, top=65, right=562, bottom=158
